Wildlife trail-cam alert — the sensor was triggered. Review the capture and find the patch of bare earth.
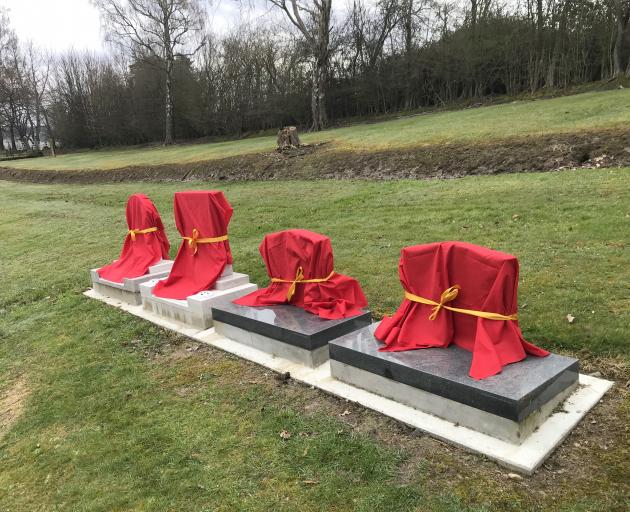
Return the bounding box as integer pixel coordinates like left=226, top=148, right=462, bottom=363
left=1, top=129, right=629, bottom=184
left=0, top=377, right=29, bottom=440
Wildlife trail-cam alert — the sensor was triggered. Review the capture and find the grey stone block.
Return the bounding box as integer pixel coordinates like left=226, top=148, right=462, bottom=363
left=211, top=302, right=372, bottom=367
left=328, top=323, right=579, bottom=443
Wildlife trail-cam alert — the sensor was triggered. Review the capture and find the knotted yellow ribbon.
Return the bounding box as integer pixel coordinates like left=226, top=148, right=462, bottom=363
left=128, top=227, right=158, bottom=241
left=271, top=266, right=335, bottom=301
left=182, top=228, right=228, bottom=255
left=404, top=285, right=518, bottom=321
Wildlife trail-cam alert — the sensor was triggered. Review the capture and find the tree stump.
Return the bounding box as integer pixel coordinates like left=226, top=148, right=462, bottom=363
left=276, top=126, right=301, bottom=151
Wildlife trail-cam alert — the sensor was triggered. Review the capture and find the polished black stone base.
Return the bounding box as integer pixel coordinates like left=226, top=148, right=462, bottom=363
left=211, top=302, right=372, bottom=351
left=329, top=324, right=579, bottom=422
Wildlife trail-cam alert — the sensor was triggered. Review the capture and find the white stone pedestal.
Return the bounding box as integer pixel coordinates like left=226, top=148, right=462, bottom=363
left=139, top=265, right=257, bottom=329
left=90, top=259, right=174, bottom=305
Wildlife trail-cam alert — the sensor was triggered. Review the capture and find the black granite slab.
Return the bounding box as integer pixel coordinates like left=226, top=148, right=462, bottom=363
left=329, top=324, right=579, bottom=422
left=211, top=302, right=372, bottom=351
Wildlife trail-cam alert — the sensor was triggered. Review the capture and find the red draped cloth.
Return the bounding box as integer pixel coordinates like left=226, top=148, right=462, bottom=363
left=98, top=194, right=170, bottom=283
left=234, top=229, right=368, bottom=319
left=152, top=190, right=233, bottom=300
left=375, top=241, right=548, bottom=379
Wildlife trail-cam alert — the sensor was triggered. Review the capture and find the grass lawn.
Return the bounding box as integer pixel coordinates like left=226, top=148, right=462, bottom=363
left=1, top=169, right=628, bottom=510
left=3, top=89, right=630, bottom=171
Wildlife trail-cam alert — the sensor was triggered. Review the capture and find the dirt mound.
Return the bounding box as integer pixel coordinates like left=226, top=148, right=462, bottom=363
left=1, top=130, right=628, bottom=184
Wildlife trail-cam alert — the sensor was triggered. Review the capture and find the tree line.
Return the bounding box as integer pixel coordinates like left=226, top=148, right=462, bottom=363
left=1, top=0, right=629, bottom=151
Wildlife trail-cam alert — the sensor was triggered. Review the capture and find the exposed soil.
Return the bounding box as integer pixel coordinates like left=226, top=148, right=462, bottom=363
left=0, top=377, right=29, bottom=440
left=1, top=129, right=629, bottom=185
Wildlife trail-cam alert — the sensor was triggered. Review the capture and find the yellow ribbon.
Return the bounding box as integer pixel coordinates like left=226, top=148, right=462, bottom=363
left=182, top=228, right=228, bottom=255
left=404, top=285, right=518, bottom=321
left=128, top=227, right=158, bottom=241
left=271, top=266, right=335, bottom=301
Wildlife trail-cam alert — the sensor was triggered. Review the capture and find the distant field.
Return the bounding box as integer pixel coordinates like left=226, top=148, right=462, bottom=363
left=3, top=89, right=630, bottom=171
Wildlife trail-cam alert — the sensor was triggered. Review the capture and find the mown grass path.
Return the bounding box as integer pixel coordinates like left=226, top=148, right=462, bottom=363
left=0, top=170, right=628, bottom=510
left=3, top=89, right=630, bottom=171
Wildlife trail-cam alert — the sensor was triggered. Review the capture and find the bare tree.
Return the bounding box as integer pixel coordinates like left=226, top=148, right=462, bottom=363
left=94, top=0, right=206, bottom=144
left=613, top=0, right=630, bottom=77
left=24, top=43, right=52, bottom=150
left=267, top=0, right=333, bottom=131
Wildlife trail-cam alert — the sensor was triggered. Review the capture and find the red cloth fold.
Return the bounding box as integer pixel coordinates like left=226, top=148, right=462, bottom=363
left=234, top=229, right=368, bottom=319
left=375, top=241, right=548, bottom=379
left=98, top=194, right=170, bottom=283
left=152, top=190, right=233, bottom=299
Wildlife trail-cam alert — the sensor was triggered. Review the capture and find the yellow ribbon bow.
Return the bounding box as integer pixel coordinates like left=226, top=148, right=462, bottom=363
left=128, top=226, right=158, bottom=241
left=182, top=228, right=228, bottom=255
left=404, top=284, right=518, bottom=321
left=271, top=266, right=336, bottom=301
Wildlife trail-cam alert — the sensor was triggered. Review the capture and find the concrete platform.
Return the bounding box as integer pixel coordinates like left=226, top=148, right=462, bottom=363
left=89, top=259, right=174, bottom=305
left=139, top=265, right=257, bottom=329
left=329, top=323, right=579, bottom=444
left=83, top=290, right=613, bottom=475
left=212, top=302, right=372, bottom=367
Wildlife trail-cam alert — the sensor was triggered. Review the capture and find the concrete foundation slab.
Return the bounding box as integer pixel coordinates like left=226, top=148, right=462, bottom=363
left=89, top=259, right=174, bottom=305
left=138, top=266, right=257, bottom=329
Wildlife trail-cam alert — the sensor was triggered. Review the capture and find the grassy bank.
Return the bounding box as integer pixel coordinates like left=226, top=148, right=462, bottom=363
left=2, top=89, right=629, bottom=172
left=1, top=169, right=628, bottom=510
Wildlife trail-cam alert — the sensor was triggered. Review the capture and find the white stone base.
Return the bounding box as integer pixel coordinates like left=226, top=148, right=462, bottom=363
left=90, top=259, right=174, bottom=305
left=83, top=289, right=613, bottom=475
left=138, top=266, right=257, bottom=329
left=330, top=360, right=577, bottom=444
left=214, top=321, right=330, bottom=368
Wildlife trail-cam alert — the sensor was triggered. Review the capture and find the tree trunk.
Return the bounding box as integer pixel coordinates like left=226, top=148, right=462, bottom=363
left=163, top=8, right=174, bottom=146
left=164, top=59, right=174, bottom=145
left=9, top=121, right=17, bottom=151
left=310, top=0, right=332, bottom=132
left=546, top=0, right=571, bottom=88
left=613, top=2, right=630, bottom=78
left=404, top=0, right=414, bottom=109
left=276, top=126, right=301, bottom=150
left=42, top=108, right=56, bottom=157
left=311, top=59, right=327, bottom=131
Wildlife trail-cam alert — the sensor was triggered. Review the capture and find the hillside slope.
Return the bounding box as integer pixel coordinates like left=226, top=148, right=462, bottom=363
left=1, top=89, right=629, bottom=183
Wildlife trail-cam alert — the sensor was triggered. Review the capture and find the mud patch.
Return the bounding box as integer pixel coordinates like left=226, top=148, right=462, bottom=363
left=1, top=129, right=628, bottom=184
left=0, top=377, right=29, bottom=439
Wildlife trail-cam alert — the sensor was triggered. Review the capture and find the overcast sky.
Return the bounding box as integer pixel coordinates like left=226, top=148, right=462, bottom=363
left=0, top=0, right=272, bottom=53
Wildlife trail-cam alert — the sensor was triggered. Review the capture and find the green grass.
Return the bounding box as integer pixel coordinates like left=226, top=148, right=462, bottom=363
left=3, top=89, right=630, bottom=171
left=1, top=169, right=629, bottom=510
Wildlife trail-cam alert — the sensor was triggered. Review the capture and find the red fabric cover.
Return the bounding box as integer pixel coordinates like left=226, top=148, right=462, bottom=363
left=375, top=241, right=548, bottom=379
left=97, top=194, right=170, bottom=283
left=234, top=229, right=368, bottom=319
left=152, top=190, right=233, bottom=299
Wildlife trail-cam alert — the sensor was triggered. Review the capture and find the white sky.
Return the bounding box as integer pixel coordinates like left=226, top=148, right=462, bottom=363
left=0, top=0, right=271, bottom=53
left=0, top=0, right=385, bottom=54
left=1, top=0, right=105, bottom=52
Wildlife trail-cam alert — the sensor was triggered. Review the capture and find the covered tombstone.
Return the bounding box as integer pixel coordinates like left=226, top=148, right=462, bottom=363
left=97, top=193, right=170, bottom=283
left=374, top=241, right=549, bottom=379
left=152, top=190, right=233, bottom=300
left=234, top=229, right=368, bottom=319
